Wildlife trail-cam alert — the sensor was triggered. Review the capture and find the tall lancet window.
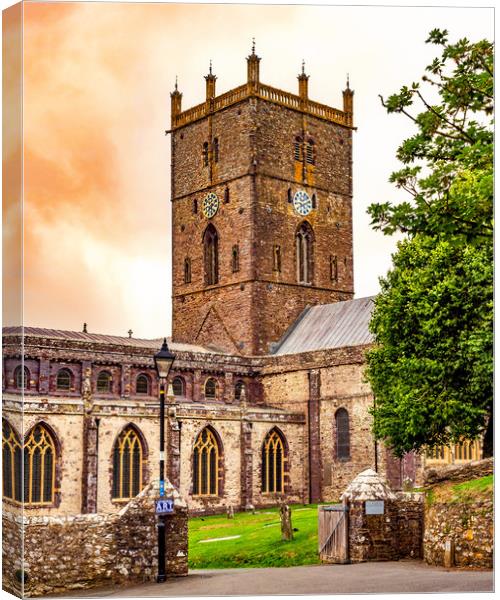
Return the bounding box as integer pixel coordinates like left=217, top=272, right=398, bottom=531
left=203, top=224, right=219, bottom=286
left=296, top=221, right=314, bottom=284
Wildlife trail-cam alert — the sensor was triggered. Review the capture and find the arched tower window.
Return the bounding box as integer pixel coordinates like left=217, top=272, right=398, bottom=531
left=204, top=378, right=217, bottom=400
left=136, top=374, right=150, bottom=395
left=2, top=420, right=22, bottom=502
left=261, top=428, right=287, bottom=493
left=172, top=376, right=185, bottom=397
left=97, top=370, right=112, bottom=393
left=232, top=245, right=240, bottom=273
left=112, top=425, right=145, bottom=500
left=184, top=257, right=192, bottom=284
left=306, top=139, right=315, bottom=165
left=335, top=408, right=350, bottom=460
left=202, top=142, right=209, bottom=167
left=273, top=245, right=282, bottom=272
left=294, top=136, right=303, bottom=162
left=56, top=368, right=72, bottom=391
left=203, top=224, right=219, bottom=286
left=296, top=221, right=314, bottom=284
left=234, top=380, right=246, bottom=401
left=14, top=366, right=30, bottom=390
left=193, top=427, right=221, bottom=496
left=24, top=423, right=57, bottom=505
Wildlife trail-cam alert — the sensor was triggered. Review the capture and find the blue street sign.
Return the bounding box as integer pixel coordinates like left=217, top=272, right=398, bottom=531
left=159, top=480, right=165, bottom=497
left=156, top=498, right=174, bottom=515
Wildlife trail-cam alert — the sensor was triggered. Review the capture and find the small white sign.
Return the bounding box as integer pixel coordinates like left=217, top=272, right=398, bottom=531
left=365, top=500, right=384, bottom=515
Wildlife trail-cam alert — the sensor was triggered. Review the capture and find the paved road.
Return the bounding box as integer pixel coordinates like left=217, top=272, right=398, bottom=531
left=69, top=561, right=493, bottom=597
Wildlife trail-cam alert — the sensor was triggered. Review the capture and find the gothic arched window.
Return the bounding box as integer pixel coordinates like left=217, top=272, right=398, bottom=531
left=232, top=245, right=240, bottom=273
left=203, top=224, right=219, bottom=286
left=273, top=245, right=282, bottom=272
left=193, top=427, right=220, bottom=496
left=97, top=371, right=112, bottom=393
left=112, top=425, right=145, bottom=500
left=184, top=257, right=192, bottom=284
left=136, top=374, right=150, bottom=395
left=172, top=376, right=185, bottom=397
left=261, top=428, right=286, bottom=493
left=296, top=221, right=314, bottom=284
left=24, top=423, right=57, bottom=505
left=2, top=420, right=22, bottom=502
left=56, top=368, right=72, bottom=391
left=204, top=378, right=217, bottom=400
left=335, top=408, right=350, bottom=460
left=202, top=142, right=209, bottom=167
left=14, top=366, right=30, bottom=390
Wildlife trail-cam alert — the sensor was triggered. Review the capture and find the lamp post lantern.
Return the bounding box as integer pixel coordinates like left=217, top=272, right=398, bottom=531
left=154, top=338, right=175, bottom=583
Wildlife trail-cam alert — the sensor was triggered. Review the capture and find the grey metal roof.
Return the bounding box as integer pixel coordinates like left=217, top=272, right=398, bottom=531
left=272, top=296, right=375, bottom=355
left=2, top=326, right=219, bottom=354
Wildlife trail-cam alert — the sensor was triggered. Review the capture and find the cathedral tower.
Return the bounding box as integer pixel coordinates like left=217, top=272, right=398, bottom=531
left=169, top=47, right=355, bottom=355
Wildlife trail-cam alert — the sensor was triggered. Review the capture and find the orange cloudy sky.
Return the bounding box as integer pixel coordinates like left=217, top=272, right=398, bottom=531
left=3, top=1, right=493, bottom=338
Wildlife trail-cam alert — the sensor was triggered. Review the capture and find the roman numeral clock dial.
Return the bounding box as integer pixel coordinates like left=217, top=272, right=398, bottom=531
left=293, top=190, right=312, bottom=216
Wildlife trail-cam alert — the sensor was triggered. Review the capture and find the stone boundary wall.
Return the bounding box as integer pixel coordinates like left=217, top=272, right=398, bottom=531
left=423, top=457, right=493, bottom=487
left=2, top=482, right=188, bottom=597
left=423, top=459, right=493, bottom=570
left=347, top=493, right=424, bottom=563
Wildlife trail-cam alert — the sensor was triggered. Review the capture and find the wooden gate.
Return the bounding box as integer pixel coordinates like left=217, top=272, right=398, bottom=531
left=318, top=504, right=349, bottom=563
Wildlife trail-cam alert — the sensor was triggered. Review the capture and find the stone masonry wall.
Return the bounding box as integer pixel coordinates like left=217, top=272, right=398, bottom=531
left=2, top=482, right=188, bottom=597
left=423, top=458, right=493, bottom=569
left=423, top=499, right=493, bottom=569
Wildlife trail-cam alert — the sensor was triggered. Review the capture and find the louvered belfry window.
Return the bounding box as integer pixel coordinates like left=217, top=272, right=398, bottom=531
left=193, top=428, right=219, bottom=496
left=15, top=366, right=30, bottom=390
left=2, top=420, right=22, bottom=502
left=172, top=377, right=185, bottom=397
left=335, top=408, right=350, bottom=460
left=136, top=374, right=149, bottom=395
left=262, top=429, right=285, bottom=493
left=97, top=371, right=112, bottom=393
left=24, top=424, right=56, bottom=504
left=112, top=426, right=144, bottom=500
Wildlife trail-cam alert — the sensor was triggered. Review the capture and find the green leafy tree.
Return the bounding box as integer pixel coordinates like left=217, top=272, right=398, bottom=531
left=366, top=30, right=493, bottom=457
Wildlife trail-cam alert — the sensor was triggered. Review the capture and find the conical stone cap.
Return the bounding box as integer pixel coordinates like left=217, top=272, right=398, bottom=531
left=340, top=468, right=396, bottom=501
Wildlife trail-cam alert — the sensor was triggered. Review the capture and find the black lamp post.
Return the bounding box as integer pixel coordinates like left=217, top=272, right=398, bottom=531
left=154, top=338, right=175, bottom=584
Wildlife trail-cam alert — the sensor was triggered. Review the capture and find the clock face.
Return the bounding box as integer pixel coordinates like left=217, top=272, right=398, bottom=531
left=293, top=190, right=312, bottom=216
left=202, top=192, right=219, bottom=219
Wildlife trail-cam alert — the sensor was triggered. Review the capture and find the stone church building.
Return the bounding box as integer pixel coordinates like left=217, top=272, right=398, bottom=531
left=5, top=47, right=470, bottom=523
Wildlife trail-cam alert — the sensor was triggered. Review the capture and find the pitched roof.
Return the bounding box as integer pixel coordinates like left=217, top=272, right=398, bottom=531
left=272, top=296, right=375, bottom=355
left=2, top=326, right=220, bottom=355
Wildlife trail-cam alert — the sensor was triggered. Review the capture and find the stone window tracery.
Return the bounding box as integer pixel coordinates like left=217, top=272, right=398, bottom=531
left=296, top=221, right=314, bottom=284
left=261, top=428, right=286, bottom=494
left=24, top=423, right=57, bottom=505
left=193, top=427, right=220, bottom=496
left=335, top=408, right=350, bottom=460
left=2, top=420, right=22, bottom=502
left=112, top=425, right=145, bottom=500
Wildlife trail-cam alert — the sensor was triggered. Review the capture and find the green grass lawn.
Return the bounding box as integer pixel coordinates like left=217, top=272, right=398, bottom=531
left=188, top=504, right=321, bottom=569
